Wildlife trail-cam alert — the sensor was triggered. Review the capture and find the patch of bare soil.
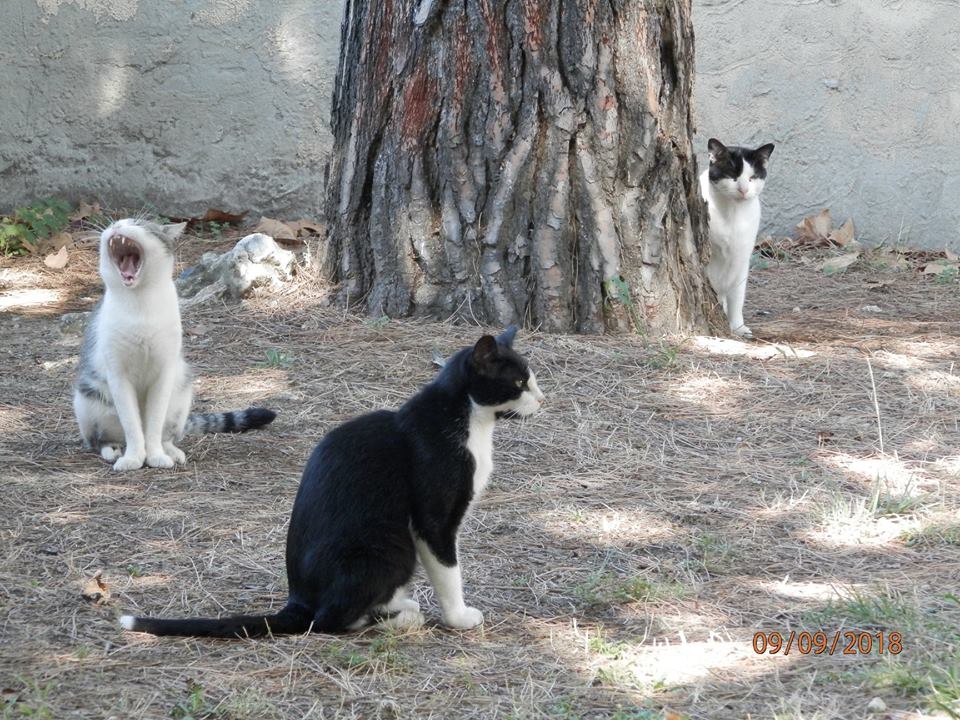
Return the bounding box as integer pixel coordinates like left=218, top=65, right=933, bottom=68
left=1, top=240, right=958, bottom=719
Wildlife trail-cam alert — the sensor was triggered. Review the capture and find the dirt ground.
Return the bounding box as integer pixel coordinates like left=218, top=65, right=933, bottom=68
left=1, top=234, right=958, bottom=720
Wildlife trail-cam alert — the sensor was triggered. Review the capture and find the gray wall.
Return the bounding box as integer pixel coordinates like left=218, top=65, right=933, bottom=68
left=0, top=0, right=344, bottom=219
left=693, top=0, right=960, bottom=249
left=2, top=1, right=957, bottom=250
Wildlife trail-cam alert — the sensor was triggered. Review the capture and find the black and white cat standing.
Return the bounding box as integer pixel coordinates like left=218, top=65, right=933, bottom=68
left=700, top=138, right=775, bottom=338
left=120, top=327, right=545, bottom=637
left=74, top=218, right=275, bottom=471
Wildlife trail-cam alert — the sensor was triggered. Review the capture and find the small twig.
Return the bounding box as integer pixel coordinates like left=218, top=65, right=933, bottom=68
left=866, top=355, right=884, bottom=455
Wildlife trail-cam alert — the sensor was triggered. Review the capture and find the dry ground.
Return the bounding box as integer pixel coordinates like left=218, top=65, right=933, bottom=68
left=1, top=235, right=958, bottom=720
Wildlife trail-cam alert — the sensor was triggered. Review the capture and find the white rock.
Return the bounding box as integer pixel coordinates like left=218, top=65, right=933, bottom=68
left=866, top=697, right=887, bottom=713
left=176, top=233, right=296, bottom=306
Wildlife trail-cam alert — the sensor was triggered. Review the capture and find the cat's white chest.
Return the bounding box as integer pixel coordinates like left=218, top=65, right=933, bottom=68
left=466, top=407, right=495, bottom=496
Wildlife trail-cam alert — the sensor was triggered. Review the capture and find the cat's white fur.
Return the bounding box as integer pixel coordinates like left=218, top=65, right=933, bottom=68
left=700, top=157, right=767, bottom=338
left=74, top=219, right=191, bottom=471
left=415, top=371, right=544, bottom=630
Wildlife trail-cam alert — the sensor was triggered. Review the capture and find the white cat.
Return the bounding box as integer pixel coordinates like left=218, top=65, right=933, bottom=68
left=700, top=138, right=775, bottom=338
left=74, top=218, right=275, bottom=471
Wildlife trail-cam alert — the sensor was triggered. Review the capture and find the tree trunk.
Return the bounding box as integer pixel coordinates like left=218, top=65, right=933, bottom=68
left=323, top=0, right=723, bottom=335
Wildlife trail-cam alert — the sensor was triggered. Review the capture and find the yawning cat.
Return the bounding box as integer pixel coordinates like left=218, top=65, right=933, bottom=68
left=120, top=327, right=544, bottom=637
left=700, top=138, right=775, bottom=338
left=73, top=218, right=275, bottom=471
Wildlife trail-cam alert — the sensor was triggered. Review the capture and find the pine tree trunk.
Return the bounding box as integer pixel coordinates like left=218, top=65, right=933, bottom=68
left=323, top=0, right=723, bottom=334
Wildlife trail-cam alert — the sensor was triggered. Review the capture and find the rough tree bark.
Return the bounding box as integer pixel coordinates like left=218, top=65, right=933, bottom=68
left=323, top=0, right=723, bottom=334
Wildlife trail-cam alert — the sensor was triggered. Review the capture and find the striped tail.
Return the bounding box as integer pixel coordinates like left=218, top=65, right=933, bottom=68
left=184, top=407, right=276, bottom=435
left=119, top=602, right=312, bottom=638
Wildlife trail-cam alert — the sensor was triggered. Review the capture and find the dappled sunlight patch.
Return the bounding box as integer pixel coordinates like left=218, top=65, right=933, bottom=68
left=536, top=505, right=679, bottom=546
left=0, top=404, right=31, bottom=433
left=808, top=492, right=924, bottom=548
left=41, top=510, right=89, bottom=526
left=689, top=335, right=816, bottom=359
left=905, top=368, right=960, bottom=394
left=869, top=349, right=929, bottom=371
left=194, top=368, right=292, bottom=403
left=571, top=621, right=780, bottom=692
left=762, top=578, right=863, bottom=604
left=0, top=288, right=62, bottom=312
left=666, top=373, right=749, bottom=412
left=819, top=452, right=938, bottom=496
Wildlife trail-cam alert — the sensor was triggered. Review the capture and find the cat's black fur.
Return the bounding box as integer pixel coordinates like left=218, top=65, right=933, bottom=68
left=121, top=328, right=538, bottom=638
left=708, top=138, right=775, bottom=182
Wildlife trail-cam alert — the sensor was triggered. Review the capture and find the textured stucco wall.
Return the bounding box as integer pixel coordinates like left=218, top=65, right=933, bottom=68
left=693, top=0, right=960, bottom=249
left=0, top=0, right=344, bottom=218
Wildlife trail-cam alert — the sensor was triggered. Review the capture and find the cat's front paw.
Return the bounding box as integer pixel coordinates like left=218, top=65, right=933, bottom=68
left=113, top=453, right=145, bottom=471
left=732, top=324, right=753, bottom=339
left=146, top=452, right=175, bottom=469
left=164, top=444, right=186, bottom=464
left=443, top=606, right=484, bottom=630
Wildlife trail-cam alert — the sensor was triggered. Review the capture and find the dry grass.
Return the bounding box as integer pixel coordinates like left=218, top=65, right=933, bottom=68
left=1, top=236, right=959, bottom=720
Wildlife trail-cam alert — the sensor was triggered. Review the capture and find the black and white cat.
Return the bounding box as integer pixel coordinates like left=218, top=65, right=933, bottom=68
left=120, top=327, right=545, bottom=637
left=74, top=218, right=275, bottom=471
left=700, top=138, right=775, bottom=338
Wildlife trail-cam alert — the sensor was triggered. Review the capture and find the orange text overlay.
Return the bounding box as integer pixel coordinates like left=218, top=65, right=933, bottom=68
left=752, top=631, right=903, bottom=656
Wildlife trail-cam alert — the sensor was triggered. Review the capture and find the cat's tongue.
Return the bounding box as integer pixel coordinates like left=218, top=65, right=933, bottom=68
left=119, top=254, right=139, bottom=282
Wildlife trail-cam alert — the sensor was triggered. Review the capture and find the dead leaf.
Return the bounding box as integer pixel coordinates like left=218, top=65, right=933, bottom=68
left=828, top=218, right=855, bottom=247
left=70, top=201, right=101, bottom=223
left=864, top=279, right=891, bottom=292
left=288, top=218, right=325, bottom=237
left=169, top=209, right=247, bottom=228
left=186, top=323, right=209, bottom=336
left=795, top=209, right=833, bottom=246
left=921, top=262, right=959, bottom=275
left=48, top=231, right=73, bottom=250
left=197, top=208, right=246, bottom=225
left=254, top=216, right=296, bottom=241
left=80, top=571, right=111, bottom=605
left=43, top=245, right=69, bottom=269
left=818, top=251, right=860, bottom=274
left=945, top=248, right=958, bottom=262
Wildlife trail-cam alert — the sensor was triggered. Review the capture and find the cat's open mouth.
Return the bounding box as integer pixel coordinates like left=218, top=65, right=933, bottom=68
left=109, top=234, right=143, bottom=286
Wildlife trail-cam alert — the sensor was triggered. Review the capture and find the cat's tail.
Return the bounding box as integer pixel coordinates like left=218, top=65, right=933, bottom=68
left=184, top=407, right=276, bottom=435
left=119, top=602, right=312, bottom=638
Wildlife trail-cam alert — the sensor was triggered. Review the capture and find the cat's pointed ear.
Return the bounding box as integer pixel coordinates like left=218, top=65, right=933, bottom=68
left=754, top=143, right=775, bottom=164
left=497, top=325, right=518, bottom=348
left=472, top=335, right=499, bottom=370
left=707, top=138, right=728, bottom=163
left=161, top=222, right=187, bottom=242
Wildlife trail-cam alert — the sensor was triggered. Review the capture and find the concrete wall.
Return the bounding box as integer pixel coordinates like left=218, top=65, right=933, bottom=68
left=0, top=0, right=344, bottom=219
left=693, top=0, right=960, bottom=249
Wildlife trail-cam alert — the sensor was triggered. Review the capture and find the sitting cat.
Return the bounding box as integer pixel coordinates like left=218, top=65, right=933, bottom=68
left=700, top=138, right=775, bottom=338
left=74, top=218, right=276, bottom=472
left=120, top=327, right=545, bottom=637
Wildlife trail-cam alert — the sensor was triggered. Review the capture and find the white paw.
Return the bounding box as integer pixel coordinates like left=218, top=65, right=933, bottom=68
left=383, top=609, right=425, bottom=630
left=164, top=445, right=186, bottom=464
left=113, top=454, right=145, bottom=471
left=394, top=598, right=420, bottom=613
left=443, top=606, right=484, bottom=630
left=100, top=445, right=122, bottom=462
left=733, top=324, right=753, bottom=339
left=145, top=452, right=175, bottom=469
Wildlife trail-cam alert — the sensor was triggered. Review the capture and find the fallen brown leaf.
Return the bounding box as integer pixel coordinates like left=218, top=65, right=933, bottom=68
left=818, top=251, right=860, bottom=274
left=828, top=218, right=855, bottom=247
left=43, top=245, right=69, bottom=269
left=254, top=216, right=296, bottom=241
left=795, top=209, right=833, bottom=246
left=80, top=571, right=111, bottom=605
left=70, top=201, right=101, bottom=223
left=921, top=262, right=959, bottom=275
left=288, top=218, right=325, bottom=237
